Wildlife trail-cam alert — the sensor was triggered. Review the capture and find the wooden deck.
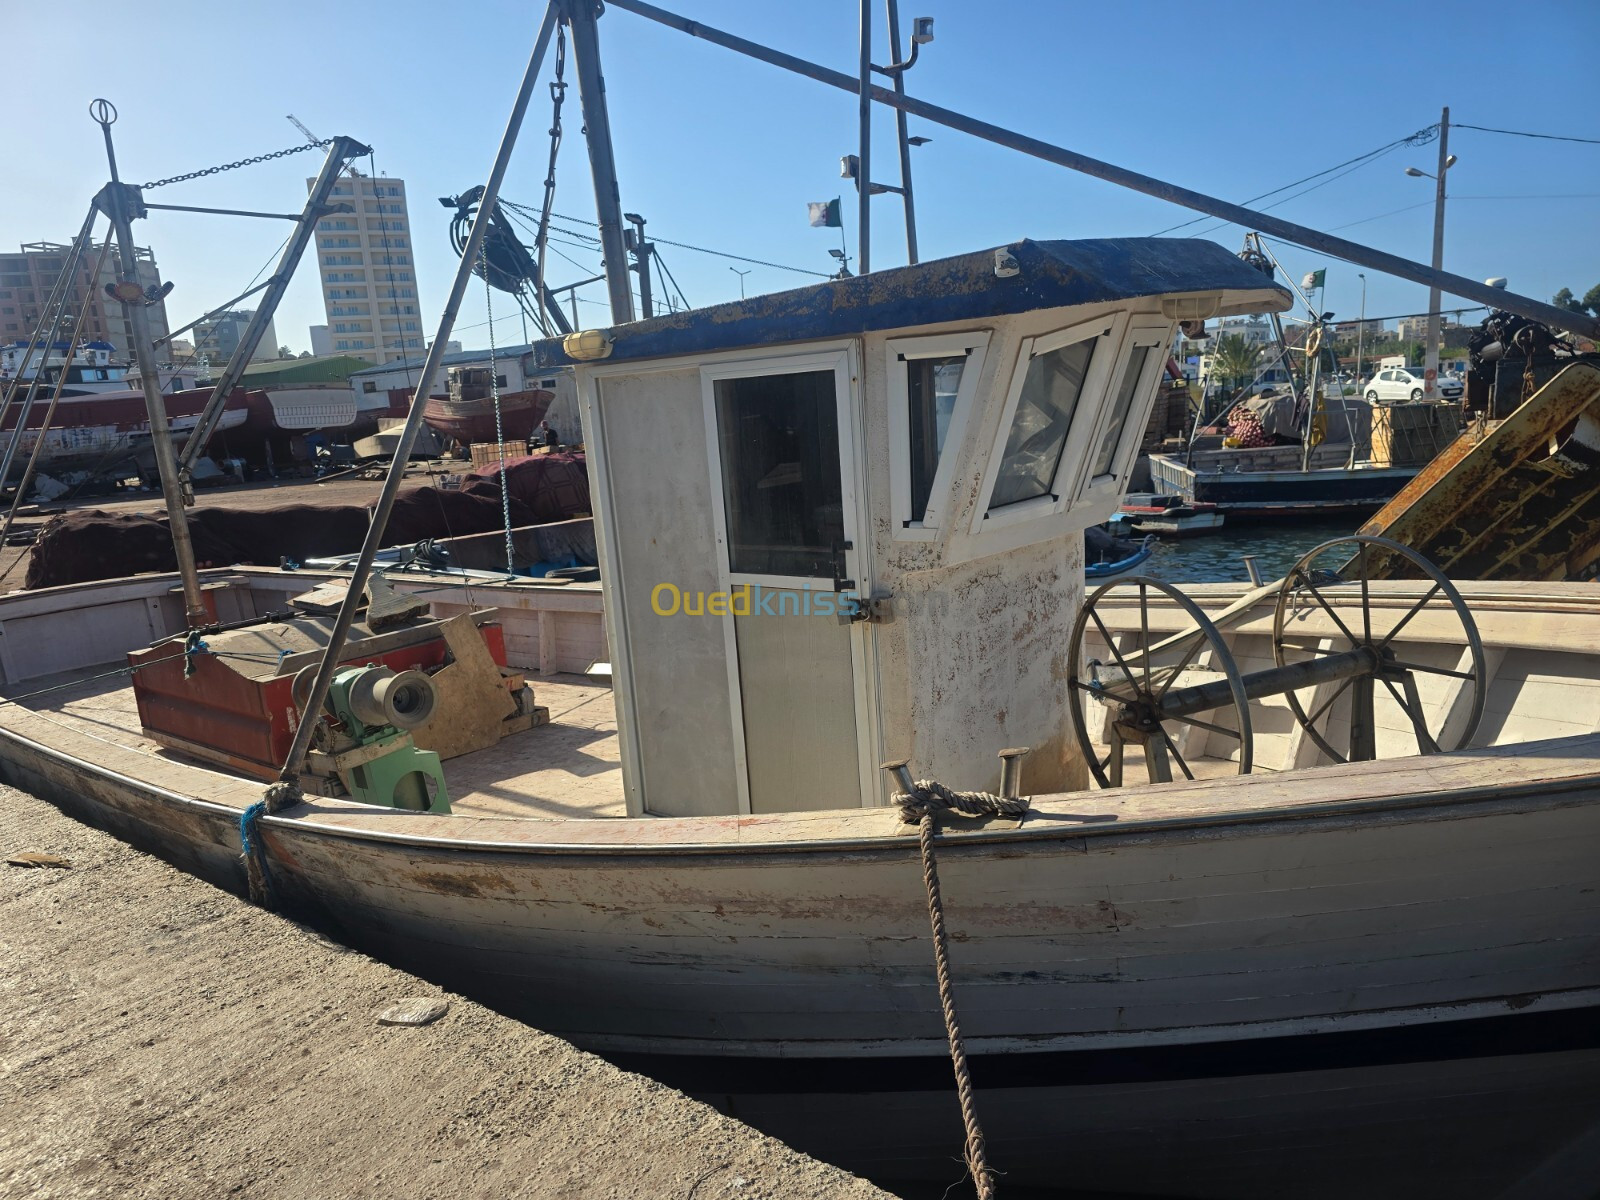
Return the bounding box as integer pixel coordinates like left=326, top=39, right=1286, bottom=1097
left=1, top=668, right=625, bottom=820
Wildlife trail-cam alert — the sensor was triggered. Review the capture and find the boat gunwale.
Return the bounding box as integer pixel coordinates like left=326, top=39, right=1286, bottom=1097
left=3, top=699, right=1597, bottom=859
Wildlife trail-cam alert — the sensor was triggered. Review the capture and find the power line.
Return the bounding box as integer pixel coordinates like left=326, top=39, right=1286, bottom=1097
left=1149, top=125, right=1439, bottom=237
left=1454, top=123, right=1600, bottom=146
left=1325, top=200, right=1433, bottom=232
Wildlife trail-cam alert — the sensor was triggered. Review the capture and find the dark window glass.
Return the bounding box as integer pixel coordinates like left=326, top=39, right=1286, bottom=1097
left=907, top=355, right=964, bottom=523
left=1092, top=345, right=1152, bottom=477
left=715, top=370, right=843, bottom=577
left=989, top=337, right=1096, bottom=510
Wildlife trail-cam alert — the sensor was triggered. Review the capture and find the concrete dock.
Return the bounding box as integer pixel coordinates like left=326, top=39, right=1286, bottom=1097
left=0, top=784, right=891, bottom=1200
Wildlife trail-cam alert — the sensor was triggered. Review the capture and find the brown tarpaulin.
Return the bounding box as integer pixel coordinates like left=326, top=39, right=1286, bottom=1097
left=25, top=453, right=590, bottom=590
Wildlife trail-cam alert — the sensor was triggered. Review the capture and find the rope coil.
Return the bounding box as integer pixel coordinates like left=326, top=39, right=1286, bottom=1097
left=896, top=779, right=1029, bottom=824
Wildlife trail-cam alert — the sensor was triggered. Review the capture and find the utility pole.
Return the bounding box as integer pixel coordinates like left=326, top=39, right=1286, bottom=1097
left=89, top=99, right=208, bottom=627
left=1425, top=107, right=1449, bottom=400
left=564, top=0, right=635, bottom=324
left=623, top=212, right=653, bottom=318
left=1356, top=273, right=1367, bottom=392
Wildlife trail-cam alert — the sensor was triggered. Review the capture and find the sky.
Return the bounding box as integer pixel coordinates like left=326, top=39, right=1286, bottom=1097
left=5, top=0, right=1598, bottom=356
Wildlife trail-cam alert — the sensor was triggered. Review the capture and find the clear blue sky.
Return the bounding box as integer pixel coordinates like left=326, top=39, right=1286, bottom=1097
left=7, top=0, right=1598, bottom=355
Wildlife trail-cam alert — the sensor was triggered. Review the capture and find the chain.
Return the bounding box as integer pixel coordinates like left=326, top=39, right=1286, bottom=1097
left=140, top=141, right=327, bottom=190
left=531, top=23, right=568, bottom=335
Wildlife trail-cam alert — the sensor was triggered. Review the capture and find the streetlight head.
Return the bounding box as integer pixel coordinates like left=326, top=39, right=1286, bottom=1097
left=1444, top=154, right=1457, bottom=169
left=1404, top=166, right=1427, bottom=178
left=828, top=249, right=846, bottom=259
left=1485, top=277, right=1508, bottom=290
left=912, top=16, right=935, bottom=44
left=907, top=135, right=932, bottom=147
left=839, top=154, right=859, bottom=180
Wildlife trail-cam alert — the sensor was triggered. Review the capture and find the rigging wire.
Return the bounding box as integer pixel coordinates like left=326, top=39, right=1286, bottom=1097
left=1453, top=123, right=1600, bottom=146
left=1148, top=125, right=1441, bottom=237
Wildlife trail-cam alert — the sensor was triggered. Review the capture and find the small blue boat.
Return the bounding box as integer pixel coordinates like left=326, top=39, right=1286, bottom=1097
left=1085, top=531, right=1156, bottom=578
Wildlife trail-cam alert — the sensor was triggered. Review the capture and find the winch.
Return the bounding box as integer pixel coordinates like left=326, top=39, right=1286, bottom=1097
left=303, top=663, right=450, bottom=812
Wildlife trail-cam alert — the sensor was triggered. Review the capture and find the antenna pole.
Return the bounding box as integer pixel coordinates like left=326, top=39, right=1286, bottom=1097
left=564, top=0, right=635, bottom=324
left=856, top=0, right=872, bottom=274
left=89, top=99, right=209, bottom=626
left=883, top=0, right=918, bottom=264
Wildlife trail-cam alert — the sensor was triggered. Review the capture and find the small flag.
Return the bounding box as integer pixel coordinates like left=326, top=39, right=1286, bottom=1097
left=1302, top=268, right=1327, bottom=290
left=808, top=198, right=842, bottom=229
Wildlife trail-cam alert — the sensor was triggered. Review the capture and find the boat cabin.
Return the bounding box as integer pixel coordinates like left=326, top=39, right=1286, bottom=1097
left=528, top=238, right=1288, bottom=817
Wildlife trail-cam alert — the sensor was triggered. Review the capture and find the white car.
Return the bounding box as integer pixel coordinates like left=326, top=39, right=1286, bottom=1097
left=1363, top=366, right=1465, bottom=402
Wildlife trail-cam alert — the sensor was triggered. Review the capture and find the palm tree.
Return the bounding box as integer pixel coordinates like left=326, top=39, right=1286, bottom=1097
left=1208, top=333, right=1263, bottom=402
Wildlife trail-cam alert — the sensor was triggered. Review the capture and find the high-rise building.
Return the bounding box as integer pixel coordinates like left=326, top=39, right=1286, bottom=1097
left=0, top=240, right=171, bottom=360
left=311, top=173, right=423, bottom=365
left=192, top=310, right=279, bottom=366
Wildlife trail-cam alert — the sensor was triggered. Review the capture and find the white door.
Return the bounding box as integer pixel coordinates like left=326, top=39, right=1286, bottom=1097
left=704, top=350, right=870, bottom=813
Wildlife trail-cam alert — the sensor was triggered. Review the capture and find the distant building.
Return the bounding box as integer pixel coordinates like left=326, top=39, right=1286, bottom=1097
left=309, top=324, right=332, bottom=358
left=167, top=337, right=196, bottom=361
left=311, top=172, right=423, bottom=365
left=1395, top=315, right=1461, bottom=343
left=0, top=240, right=170, bottom=361
left=193, top=310, right=279, bottom=366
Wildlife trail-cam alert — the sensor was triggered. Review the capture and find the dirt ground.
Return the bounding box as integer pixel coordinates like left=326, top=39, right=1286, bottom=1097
left=0, top=785, right=890, bottom=1200
left=0, top=462, right=456, bottom=586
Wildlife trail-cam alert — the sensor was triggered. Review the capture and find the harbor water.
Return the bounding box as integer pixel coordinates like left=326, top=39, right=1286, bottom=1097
left=1135, top=518, right=1364, bottom=584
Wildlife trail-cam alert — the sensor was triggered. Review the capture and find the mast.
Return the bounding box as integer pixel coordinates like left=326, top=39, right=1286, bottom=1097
left=89, top=99, right=209, bottom=627
left=275, top=3, right=562, bottom=785
left=564, top=0, right=635, bottom=324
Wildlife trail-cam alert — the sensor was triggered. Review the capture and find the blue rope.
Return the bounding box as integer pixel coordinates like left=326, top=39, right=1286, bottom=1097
left=239, top=801, right=275, bottom=903
left=183, top=630, right=212, bottom=679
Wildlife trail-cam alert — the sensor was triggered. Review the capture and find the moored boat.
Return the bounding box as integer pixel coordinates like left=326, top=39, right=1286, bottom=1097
left=1118, top=490, right=1225, bottom=536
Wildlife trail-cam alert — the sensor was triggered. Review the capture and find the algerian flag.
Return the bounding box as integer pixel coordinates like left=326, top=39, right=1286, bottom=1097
left=1302, top=268, right=1327, bottom=290
left=808, top=198, right=842, bottom=229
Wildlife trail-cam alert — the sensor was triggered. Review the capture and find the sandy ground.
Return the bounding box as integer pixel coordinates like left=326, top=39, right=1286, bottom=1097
left=0, top=784, right=890, bottom=1200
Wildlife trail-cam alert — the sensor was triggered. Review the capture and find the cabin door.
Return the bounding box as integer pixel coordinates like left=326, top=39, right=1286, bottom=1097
left=704, top=350, right=871, bottom=813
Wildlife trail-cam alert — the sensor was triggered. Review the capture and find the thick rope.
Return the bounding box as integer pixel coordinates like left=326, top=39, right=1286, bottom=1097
left=896, top=779, right=1029, bottom=824
left=241, top=780, right=301, bottom=907
left=893, top=776, right=1021, bottom=1199
left=913, top=811, right=997, bottom=1200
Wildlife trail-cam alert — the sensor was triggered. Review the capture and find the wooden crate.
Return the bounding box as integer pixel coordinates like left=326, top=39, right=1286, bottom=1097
left=1370, top=403, right=1461, bottom=468
left=469, top=441, right=524, bottom=470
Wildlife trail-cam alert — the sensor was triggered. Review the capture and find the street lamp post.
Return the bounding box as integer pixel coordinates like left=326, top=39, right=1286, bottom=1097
left=1356, top=272, right=1367, bottom=394
left=730, top=266, right=751, bottom=298
left=1405, top=106, right=1453, bottom=400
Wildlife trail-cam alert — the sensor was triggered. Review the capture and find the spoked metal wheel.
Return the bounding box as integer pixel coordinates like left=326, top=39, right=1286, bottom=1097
left=1068, top=576, right=1253, bottom=789
left=1273, top=535, right=1487, bottom=763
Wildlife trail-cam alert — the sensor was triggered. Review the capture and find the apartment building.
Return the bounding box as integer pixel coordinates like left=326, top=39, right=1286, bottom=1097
left=0, top=240, right=171, bottom=358
left=192, top=309, right=279, bottom=366
left=311, top=173, right=424, bottom=365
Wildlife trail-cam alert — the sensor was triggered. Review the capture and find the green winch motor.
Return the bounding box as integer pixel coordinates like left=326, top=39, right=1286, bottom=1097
left=319, top=664, right=451, bottom=813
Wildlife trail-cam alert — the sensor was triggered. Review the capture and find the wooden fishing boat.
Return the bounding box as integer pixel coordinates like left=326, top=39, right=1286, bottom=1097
left=1117, top=491, right=1225, bottom=536
left=4, top=236, right=1600, bottom=1199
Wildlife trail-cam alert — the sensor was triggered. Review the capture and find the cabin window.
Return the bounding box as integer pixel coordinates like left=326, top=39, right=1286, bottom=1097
left=1093, top=346, right=1150, bottom=478
left=713, top=369, right=844, bottom=578
left=886, top=331, right=989, bottom=538
left=1080, top=320, right=1174, bottom=502
left=989, top=337, right=1096, bottom=509
left=362, top=381, right=377, bottom=393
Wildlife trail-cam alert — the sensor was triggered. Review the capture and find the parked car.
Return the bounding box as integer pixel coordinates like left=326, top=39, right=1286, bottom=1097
left=1363, top=366, right=1465, bottom=402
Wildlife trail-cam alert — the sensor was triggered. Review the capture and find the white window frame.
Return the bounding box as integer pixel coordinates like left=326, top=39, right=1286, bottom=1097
left=969, top=312, right=1126, bottom=533
left=884, top=330, right=989, bottom=541
left=1078, top=318, right=1174, bottom=505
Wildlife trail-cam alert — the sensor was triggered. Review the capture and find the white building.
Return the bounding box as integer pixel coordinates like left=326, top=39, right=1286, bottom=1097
left=308, top=324, right=332, bottom=358
left=311, top=173, right=423, bottom=365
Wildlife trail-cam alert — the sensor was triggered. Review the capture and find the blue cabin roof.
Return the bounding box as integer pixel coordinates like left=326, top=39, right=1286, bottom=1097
left=526, top=237, right=1289, bottom=369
